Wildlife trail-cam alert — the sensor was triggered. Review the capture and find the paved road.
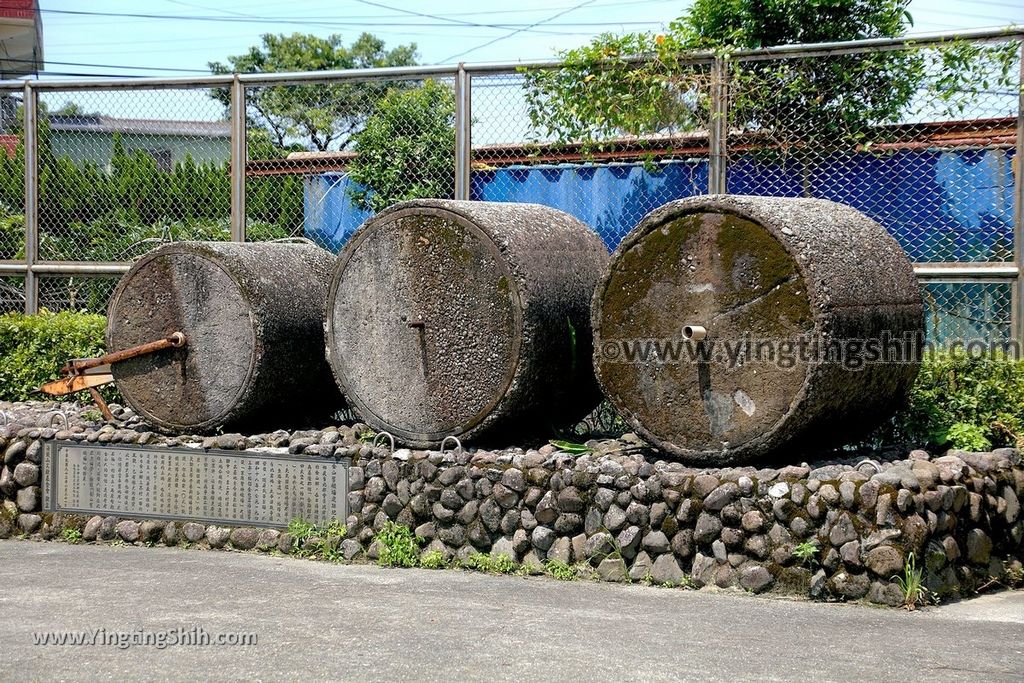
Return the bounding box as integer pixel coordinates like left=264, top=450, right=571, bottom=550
left=1, top=541, right=1021, bottom=682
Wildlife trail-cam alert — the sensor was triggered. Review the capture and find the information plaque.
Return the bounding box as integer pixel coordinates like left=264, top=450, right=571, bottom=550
left=42, top=441, right=349, bottom=528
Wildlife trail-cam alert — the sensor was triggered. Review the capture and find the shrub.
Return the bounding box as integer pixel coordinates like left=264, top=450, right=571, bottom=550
left=347, top=80, right=455, bottom=212
left=419, top=549, right=448, bottom=569
left=0, top=310, right=110, bottom=402
left=375, top=521, right=421, bottom=568
left=61, top=527, right=83, bottom=544
left=0, top=133, right=300, bottom=264
left=791, top=541, right=820, bottom=568
left=286, top=518, right=347, bottom=560
left=464, top=552, right=519, bottom=574
left=888, top=350, right=1024, bottom=451
left=544, top=559, right=577, bottom=581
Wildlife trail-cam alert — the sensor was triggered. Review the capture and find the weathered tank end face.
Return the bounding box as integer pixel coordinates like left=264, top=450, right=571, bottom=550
left=328, top=209, right=520, bottom=441
left=597, top=212, right=814, bottom=454
left=326, top=199, right=609, bottom=448
left=107, top=251, right=256, bottom=429
left=107, top=241, right=342, bottom=434
left=593, top=195, right=925, bottom=466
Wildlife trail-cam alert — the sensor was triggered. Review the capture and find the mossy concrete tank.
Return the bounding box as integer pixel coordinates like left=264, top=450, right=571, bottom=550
left=106, top=241, right=342, bottom=434
left=592, top=195, right=924, bottom=465
left=325, top=199, right=609, bottom=448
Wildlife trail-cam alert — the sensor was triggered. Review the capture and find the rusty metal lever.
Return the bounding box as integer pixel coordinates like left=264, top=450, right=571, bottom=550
left=62, top=332, right=186, bottom=374
left=42, top=331, right=187, bottom=422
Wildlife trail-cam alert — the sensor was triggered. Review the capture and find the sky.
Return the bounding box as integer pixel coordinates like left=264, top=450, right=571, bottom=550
left=31, top=0, right=1024, bottom=80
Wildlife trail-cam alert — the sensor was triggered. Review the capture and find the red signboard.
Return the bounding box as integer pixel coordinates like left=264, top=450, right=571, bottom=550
left=0, top=0, right=36, bottom=20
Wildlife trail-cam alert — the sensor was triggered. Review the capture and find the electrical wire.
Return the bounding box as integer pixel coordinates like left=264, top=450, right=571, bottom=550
left=0, top=57, right=210, bottom=74
left=13, top=5, right=660, bottom=33
left=441, top=0, right=601, bottom=63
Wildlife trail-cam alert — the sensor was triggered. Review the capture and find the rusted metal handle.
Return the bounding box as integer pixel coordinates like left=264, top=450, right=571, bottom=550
left=63, top=332, right=186, bottom=374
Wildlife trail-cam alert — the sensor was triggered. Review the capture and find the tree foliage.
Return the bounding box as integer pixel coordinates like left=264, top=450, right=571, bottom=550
left=675, top=0, right=910, bottom=48
left=209, top=32, right=417, bottom=151
left=523, top=0, right=1019, bottom=156
left=347, top=80, right=455, bottom=212
left=0, top=126, right=302, bottom=311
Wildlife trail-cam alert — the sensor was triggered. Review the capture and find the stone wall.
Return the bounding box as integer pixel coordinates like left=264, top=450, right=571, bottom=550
left=2, top=401, right=1022, bottom=605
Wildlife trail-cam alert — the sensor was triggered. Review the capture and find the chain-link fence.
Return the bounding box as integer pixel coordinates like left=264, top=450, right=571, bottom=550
left=0, top=276, right=23, bottom=313
left=34, top=86, right=232, bottom=262
left=923, top=281, right=1014, bottom=344
left=244, top=73, right=456, bottom=249
left=469, top=64, right=716, bottom=250
left=0, top=29, right=1020, bottom=348
left=722, top=37, right=1022, bottom=343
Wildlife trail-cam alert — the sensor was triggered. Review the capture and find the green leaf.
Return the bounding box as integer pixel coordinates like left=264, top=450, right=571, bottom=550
left=549, top=440, right=594, bottom=455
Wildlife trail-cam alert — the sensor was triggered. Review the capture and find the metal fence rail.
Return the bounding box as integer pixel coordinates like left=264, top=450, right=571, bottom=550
left=0, top=27, right=1020, bottom=346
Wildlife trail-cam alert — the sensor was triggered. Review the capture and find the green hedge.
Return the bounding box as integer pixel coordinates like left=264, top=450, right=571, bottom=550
left=0, top=133, right=302, bottom=262
left=0, top=311, right=108, bottom=402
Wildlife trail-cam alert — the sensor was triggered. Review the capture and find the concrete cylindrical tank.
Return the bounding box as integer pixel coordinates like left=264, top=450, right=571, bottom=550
left=592, top=195, right=924, bottom=465
left=106, top=241, right=342, bottom=433
left=325, top=199, right=609, bottom=448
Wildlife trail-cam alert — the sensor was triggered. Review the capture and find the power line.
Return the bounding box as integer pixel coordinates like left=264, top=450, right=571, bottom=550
left=162, top=0, right=257, bottom=18
left=441, top=0, right=601, bottom=63
left=351, top=0, right=517, bottom=28
left=348, top=0, right=666, bottom=29
left=911, top=7, right=1022, bottom=24
left=22, top=5, right=660, bottom=33
left=922, top=0, right=1024, bottom=11
left=0, top=57, right=210, bottom=74
left=48, top=35, right=250, bottom=49
left=32, top=72, right=147, bottom=79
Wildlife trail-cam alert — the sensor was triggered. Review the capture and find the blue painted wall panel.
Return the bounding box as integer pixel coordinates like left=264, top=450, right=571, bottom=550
left=303, top=173, right=374, bottom=253
left=304, top=160, right=709, bottom=253
left=302, top=147, right=1017, bottom=342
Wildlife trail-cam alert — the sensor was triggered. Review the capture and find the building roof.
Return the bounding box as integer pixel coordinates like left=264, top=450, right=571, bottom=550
left=48, top=114, right=231, bottom=139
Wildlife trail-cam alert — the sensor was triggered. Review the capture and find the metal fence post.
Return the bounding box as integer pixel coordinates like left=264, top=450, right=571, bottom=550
left=1014, top=39, right=1024, bottom=345
left=454, top=64, right=472, bottom=201
left=22, top=81, right=38, bottom=314
left=230, top=76, right=247, bottom=242
left=708, top=55, right=729, bottom=195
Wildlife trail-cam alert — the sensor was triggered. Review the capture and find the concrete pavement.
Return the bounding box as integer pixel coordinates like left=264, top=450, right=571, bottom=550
left=0, top=541, right=1021, bottom=682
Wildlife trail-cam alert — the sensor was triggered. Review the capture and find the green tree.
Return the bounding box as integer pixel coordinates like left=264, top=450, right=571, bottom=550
left=526, top=0, right=918, bottom=148
left=209, top=32, right=418, bottom=151
left=53, top=102, right=84, bottom=116
left=524, top=0, right=1018, bottom=163
left=346, top=80, right=455, bottom=212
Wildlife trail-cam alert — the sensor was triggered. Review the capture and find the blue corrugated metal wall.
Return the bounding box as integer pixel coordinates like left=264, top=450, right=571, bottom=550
left=470, top=161, right=710, bottom=250
left=727, top=148, right=1016, bottom=263
left=305, top=148, right=1016, bottom=263
left=303, top=147, right=1017, bottom=341
left=304, top=159, right=711, bottom=252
